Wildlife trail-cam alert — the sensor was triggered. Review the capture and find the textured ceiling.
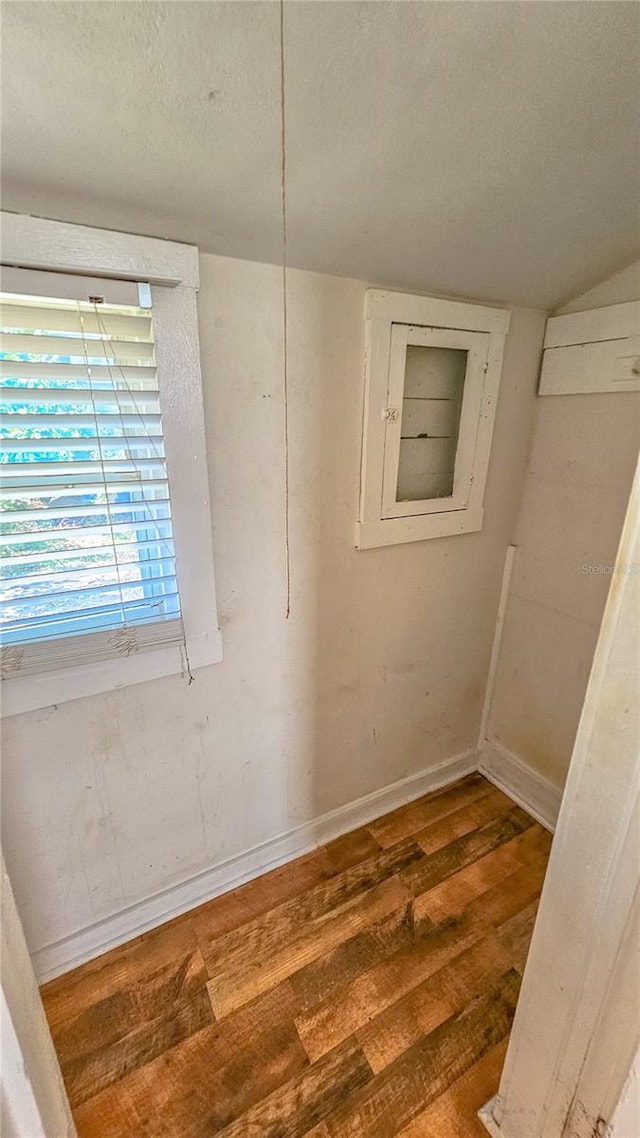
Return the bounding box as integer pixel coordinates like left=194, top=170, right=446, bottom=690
left=2, top=1, right=639, bottom=307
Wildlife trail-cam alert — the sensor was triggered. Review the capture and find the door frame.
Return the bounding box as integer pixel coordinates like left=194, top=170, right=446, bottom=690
left=1, top=854, right=76, bottom=1138
left=480, top=452, right=640, bottom=1138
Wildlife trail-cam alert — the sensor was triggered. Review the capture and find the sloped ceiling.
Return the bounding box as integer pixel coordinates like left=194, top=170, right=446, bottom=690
left=2, top=0, right=639, bottom=307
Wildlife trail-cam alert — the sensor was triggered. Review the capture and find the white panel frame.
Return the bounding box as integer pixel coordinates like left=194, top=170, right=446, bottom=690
left=357, top=289, right=510, bottom=548
left=0, top=213, right=222, bottom=715
left=381, top=324, right=490, bottom=518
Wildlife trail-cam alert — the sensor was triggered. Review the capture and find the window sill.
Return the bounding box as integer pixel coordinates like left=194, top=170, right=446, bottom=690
left=0, top=629, right=223, bottom=717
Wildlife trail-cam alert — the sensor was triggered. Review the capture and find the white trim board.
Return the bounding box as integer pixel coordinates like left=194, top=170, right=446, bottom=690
left=32, top=748, right=478, bottom=983
left=478, top=1098, right=501, bottom=1138
left=365, top=288, right=511, bottom=334
left=539, top=336, right=640, bottom=396
left=543, top=301, right=639, bottom=349
left=539, top=300, right=640, bottom=396
left=0, top=211, right=199, bottom=288
left=479, top=739, right=563, bottom=833
left=478, top=544, right=517, bottom=750
left=32, top=740, right=566, bottom=983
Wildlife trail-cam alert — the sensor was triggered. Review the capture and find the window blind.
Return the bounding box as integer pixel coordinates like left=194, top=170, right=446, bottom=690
left=0, top=287, right=183, bottom=677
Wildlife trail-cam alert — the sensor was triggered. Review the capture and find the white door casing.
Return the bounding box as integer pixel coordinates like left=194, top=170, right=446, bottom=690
left=480, top=449, right=640, bottom=1138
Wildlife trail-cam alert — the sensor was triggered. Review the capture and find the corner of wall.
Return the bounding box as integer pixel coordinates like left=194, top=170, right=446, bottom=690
left=478, top=739, right=562, bottom=833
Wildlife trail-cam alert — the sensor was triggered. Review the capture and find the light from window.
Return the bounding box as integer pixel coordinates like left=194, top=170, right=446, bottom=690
left=0, top=290, right=183, bottom=673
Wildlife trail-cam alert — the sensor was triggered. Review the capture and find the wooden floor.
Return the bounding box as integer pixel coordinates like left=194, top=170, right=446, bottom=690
left=42, top=773, right=551, bottom=1138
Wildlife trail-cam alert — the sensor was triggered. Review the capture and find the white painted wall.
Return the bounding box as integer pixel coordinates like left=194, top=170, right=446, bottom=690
left=487, top=262, right=640, bottom=789
left=1, top=252, right=544, bottom=970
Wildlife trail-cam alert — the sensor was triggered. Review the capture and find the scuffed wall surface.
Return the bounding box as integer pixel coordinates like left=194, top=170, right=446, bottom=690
left=488, top=262, right=640, bottom=788
left=1, top=253, right=543, bottom=954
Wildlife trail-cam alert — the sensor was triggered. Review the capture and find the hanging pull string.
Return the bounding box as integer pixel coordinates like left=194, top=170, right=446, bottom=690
left=280, top=0, right=291, bottom=620
left=89, top=303, right=175, bottom=625
left=91, top=301, right=195, bottom=682
left=78, top=303, right=129, bottom=630
left=91, top=301, right=177, bottom=568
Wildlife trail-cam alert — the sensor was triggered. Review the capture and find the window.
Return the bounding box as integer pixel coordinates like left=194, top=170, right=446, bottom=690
left=356, top=290, right=511, bottom=548
left=0, top=214, right=221, bottom=715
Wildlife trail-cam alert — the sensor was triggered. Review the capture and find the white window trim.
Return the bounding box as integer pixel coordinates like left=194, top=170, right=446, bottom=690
left=356, top=289, right=510, bottom=549
left=0, top=212, right=222, bottom=716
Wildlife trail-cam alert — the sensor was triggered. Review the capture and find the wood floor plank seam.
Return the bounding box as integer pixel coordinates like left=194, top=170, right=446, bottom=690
left=206, top=876, right=414, bottom=1019
left=316, top=969, right=522, bottom=1137
left=41, top=775, right=552, bottom=1138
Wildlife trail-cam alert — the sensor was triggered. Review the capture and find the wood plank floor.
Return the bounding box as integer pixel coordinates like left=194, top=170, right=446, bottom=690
left=41, top=774, right=552, bottom=1138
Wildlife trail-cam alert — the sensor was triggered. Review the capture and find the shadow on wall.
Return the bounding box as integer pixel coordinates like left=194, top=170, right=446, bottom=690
left=486, top=266, right=640, bottom=790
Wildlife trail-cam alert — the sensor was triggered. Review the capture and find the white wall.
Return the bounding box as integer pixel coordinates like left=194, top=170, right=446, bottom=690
left=487, top=262, right=640, bottom=789
left=1, top=252, right=544, bottom=970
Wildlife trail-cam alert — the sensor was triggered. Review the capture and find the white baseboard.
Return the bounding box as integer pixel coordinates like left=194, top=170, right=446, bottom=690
left=478, top=1096, right=502, bottom=1137
left=479, top=739, right=563, bottom=833
left=33, top=747, right=478, bottom=984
